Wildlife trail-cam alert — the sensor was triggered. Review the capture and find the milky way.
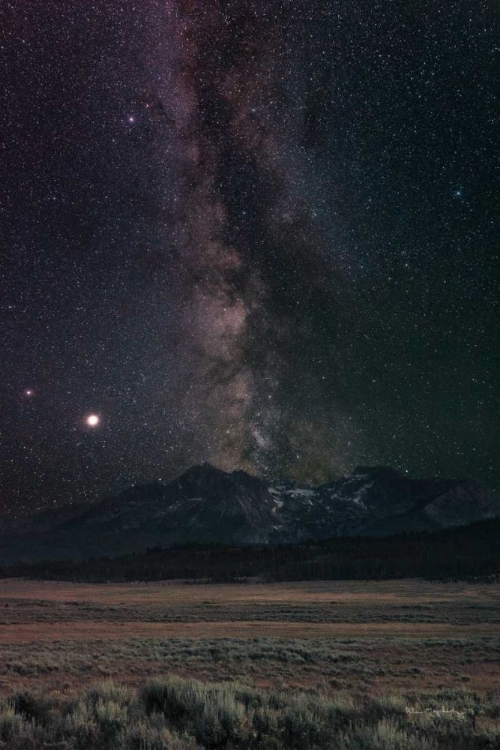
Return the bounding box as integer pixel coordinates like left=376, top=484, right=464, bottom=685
left=0, top=0, right=497, bottom=514
left=151, top=1, right=363, bottom=477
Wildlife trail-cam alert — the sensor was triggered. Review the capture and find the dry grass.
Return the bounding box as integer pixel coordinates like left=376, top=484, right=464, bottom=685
left=0, top=579, right=498, bottom=627
left=0, top=578, right=497, bottom=702
left=0, top=620, right=498, bottom=643
left=1, top=577, right=499, bottom=604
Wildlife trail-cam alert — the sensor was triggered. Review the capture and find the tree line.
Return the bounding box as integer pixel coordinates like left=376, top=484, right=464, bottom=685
left=1, top=519, right=498, bottom=583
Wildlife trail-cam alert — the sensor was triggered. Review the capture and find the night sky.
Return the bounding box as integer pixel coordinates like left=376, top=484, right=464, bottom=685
left=1, top=0, right=498, bottom=517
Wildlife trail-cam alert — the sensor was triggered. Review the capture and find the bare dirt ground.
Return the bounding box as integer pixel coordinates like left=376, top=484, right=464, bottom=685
left=0, top=578, right=498, bottom=698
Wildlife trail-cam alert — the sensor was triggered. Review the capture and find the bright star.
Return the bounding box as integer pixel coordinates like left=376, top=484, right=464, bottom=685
left=86, top=414, right=100, bottom=427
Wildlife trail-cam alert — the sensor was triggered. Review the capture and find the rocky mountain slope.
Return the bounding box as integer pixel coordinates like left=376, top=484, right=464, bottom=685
left=0, top=464, right=498, bottom=562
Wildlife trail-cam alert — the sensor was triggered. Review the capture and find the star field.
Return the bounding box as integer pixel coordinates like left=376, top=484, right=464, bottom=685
left=0, top=0, right=498, bottom=516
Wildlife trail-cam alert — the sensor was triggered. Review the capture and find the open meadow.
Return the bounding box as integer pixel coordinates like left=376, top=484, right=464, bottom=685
left=0, top=578, right=498, bottom=748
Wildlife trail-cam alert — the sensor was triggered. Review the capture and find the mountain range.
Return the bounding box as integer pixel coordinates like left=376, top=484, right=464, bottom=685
left=0, top=464, right=499, bottom=563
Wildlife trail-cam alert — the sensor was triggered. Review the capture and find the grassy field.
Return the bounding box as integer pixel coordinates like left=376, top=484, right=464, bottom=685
left=0, top=578, right=498, bottom=747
